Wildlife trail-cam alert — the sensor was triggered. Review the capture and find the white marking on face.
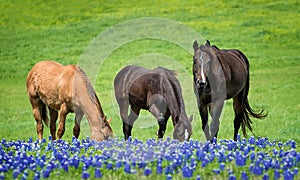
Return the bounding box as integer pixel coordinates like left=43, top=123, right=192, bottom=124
left=199, top=54, right=205, bottom=83
left=184, top=129, right=189, bottom=141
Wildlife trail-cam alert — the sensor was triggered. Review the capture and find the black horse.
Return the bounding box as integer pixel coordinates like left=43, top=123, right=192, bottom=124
left=114, top=65, right=193, bottom=142
left=193, top=40, right=267, bottom=141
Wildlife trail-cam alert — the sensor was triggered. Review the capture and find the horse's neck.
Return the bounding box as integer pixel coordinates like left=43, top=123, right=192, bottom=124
left=73, top=69, right=104, bottom=126
left=164, top=82, right=186, bottom=123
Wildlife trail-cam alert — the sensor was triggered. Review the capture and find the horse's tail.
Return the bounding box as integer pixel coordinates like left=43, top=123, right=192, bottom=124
left=41, top=103, right=49, bottom=126
left=241, top=60, right=267, bottom=137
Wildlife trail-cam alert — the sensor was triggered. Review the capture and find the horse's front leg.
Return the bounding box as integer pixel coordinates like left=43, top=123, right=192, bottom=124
left=209, top=100, right=224, bottom=141
left=157, top=110, right=170, bottom=139
left=149, top=104, right=165, bottom=138
left=73, top=111, right=84, bottom=139
left=198, top=102, right=210, bottom=141
left=57, top=103, right=69, bottom=139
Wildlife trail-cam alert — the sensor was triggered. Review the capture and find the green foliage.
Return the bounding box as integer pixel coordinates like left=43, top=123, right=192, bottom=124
left=0, top=0, right=299, bottom=146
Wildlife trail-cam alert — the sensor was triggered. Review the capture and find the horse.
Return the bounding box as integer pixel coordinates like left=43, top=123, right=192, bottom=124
left=193, top=40, right=267, bottom=141
left=26, top=61, right=113, bottom=141
left=114, top=65, right=193, bottom=142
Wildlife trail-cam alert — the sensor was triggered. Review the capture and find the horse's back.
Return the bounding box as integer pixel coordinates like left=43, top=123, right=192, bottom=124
left=216, top=49, right=249, bottom=99
left=26, top=61, right=76, bottom=110
left=114, top=65, right=150, bottom=97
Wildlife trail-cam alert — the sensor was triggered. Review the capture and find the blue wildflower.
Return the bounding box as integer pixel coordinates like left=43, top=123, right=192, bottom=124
left=166, top=174, right=172, bottom=180
left=294, top=167, right=299, bottom=175
left=42, top=169, right=50, bottom=178
left=262, top=174, right=269, bottom=180
left=156, top=164, right=163, bottom=175
left=12, top=169, right=20, bottom=179
left=144, top=167, right=152, bottom=176
left=124, top=163, right=131, bottom=174
left=33, top=171, right=40, bottom=180
left=228, top=174, right=236, bottom=180
left=182, top=165, right=193, bottom=178
left=241, top=171, right=248, bottom=180
left=115, top=161, right=123, bottom=169
left=164, top=165, right=173, bottom=175
left=212, top=169, right=220, bottom=174
left=94, top=168, right=102, bottom=178
left=82, top=171, right=90, bottom=179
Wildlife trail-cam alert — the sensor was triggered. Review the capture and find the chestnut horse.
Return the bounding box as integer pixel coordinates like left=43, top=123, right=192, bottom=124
left=26, top=61, right=113, bottom=141
left=193, top=40, right=267, bottom=141
left=114, top=65, right=193, bottom=142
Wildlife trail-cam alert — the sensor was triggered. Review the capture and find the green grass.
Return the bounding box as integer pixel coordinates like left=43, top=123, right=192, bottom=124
left=1, top=0, right=299, bottom=149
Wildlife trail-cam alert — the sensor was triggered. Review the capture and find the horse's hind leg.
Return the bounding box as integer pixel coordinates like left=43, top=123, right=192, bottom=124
left=30, top=98, right=44, bottom=140
left=233, top=96, right=243, bottom=141
left=117, top=98, right=132, bottom=140
left=57, top=103, right=69, bottom=139
left=49, top=108, right=58, bottom=140
left=73, top=111, right=84, bottom=138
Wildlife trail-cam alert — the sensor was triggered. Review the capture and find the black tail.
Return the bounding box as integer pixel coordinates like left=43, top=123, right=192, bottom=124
left=41, top=103, right=49, bottom=126
left=241, top=70, right=267, bottom=137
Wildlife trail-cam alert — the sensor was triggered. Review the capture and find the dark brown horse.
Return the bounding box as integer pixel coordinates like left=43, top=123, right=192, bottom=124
left=114, top=65, right=193, bottom=142
left=26, top=61, right=113, bottom=141
left=193, top=40, right=267, bottom=141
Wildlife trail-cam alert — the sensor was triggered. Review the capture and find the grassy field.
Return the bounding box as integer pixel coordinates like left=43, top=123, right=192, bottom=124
left=1, top=0, right=299, bottom=147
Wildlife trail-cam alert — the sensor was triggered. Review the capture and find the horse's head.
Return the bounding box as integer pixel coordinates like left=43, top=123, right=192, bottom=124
left=193, top=40, right=217, bottom=89
left=173, top=115, right=193, bottom=142
left=101, top=116, right=113, bottom=140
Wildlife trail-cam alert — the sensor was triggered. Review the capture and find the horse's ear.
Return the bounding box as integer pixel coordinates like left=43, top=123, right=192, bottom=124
left=106, top=118, right=112, bottom=124
left=189, top=115, right=193, bottom=122
left=205, top=40, right=210, bottom=46
left=193, top=40, right=198, bottom=50
left=171, top=70, right=178, bottom=76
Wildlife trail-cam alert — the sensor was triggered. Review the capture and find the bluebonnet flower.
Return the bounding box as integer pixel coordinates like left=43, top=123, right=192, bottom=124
left=33, top=171, right=40, bottom=180
left=82, top=171, right=90, bottom=179
left=42, top=168, right=51, bottom=178
left=124, top=163, right=132, bottom=174
left=94, top=168, right=102, bottom=178
left=115, top=161, right=123, bottom=169
left=106, top=161, right=113, bottom=170
left=219, top=163, right=225, bottom=171
left=166, top=174, right=172, bottom=180
left=21, top=170, right=28, bottom=180
left=12, top=169, right=20, bottom=179
left=241, top=171, right=248, bottom=180
left=294, top=167, right=299, bottom=176
left=182, top=165, right=193, bottom=178
left=228, top=174, right=236, bottom=180
left=164, top=165, right=173, bottom=175
left=212, top=169, right=220, bottom=174
left=144, top=167, right=152, bottom=176
left=156, top=163, right=163, bottom=175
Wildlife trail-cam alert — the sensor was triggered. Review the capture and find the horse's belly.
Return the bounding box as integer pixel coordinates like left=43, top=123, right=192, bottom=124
left=129, top=94, right=148, bottom=110
left=39, top=94, right=61, bottom=111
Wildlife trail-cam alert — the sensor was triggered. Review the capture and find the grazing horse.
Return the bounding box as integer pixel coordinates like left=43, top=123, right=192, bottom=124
left=26, top=61, right=113, bottom=141
left=193, top=40, right=267, bottom=141
left=114, top=65, right=193, bottom=142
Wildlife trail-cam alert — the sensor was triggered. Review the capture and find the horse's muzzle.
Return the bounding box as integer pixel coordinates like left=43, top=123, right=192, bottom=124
left=196, top=79, right=207, bottom=88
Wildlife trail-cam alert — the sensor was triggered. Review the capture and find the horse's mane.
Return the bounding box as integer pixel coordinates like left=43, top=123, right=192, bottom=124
left=76, top=67, right=105, bottom=116
left=155, top=67, right=184, bottom=121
